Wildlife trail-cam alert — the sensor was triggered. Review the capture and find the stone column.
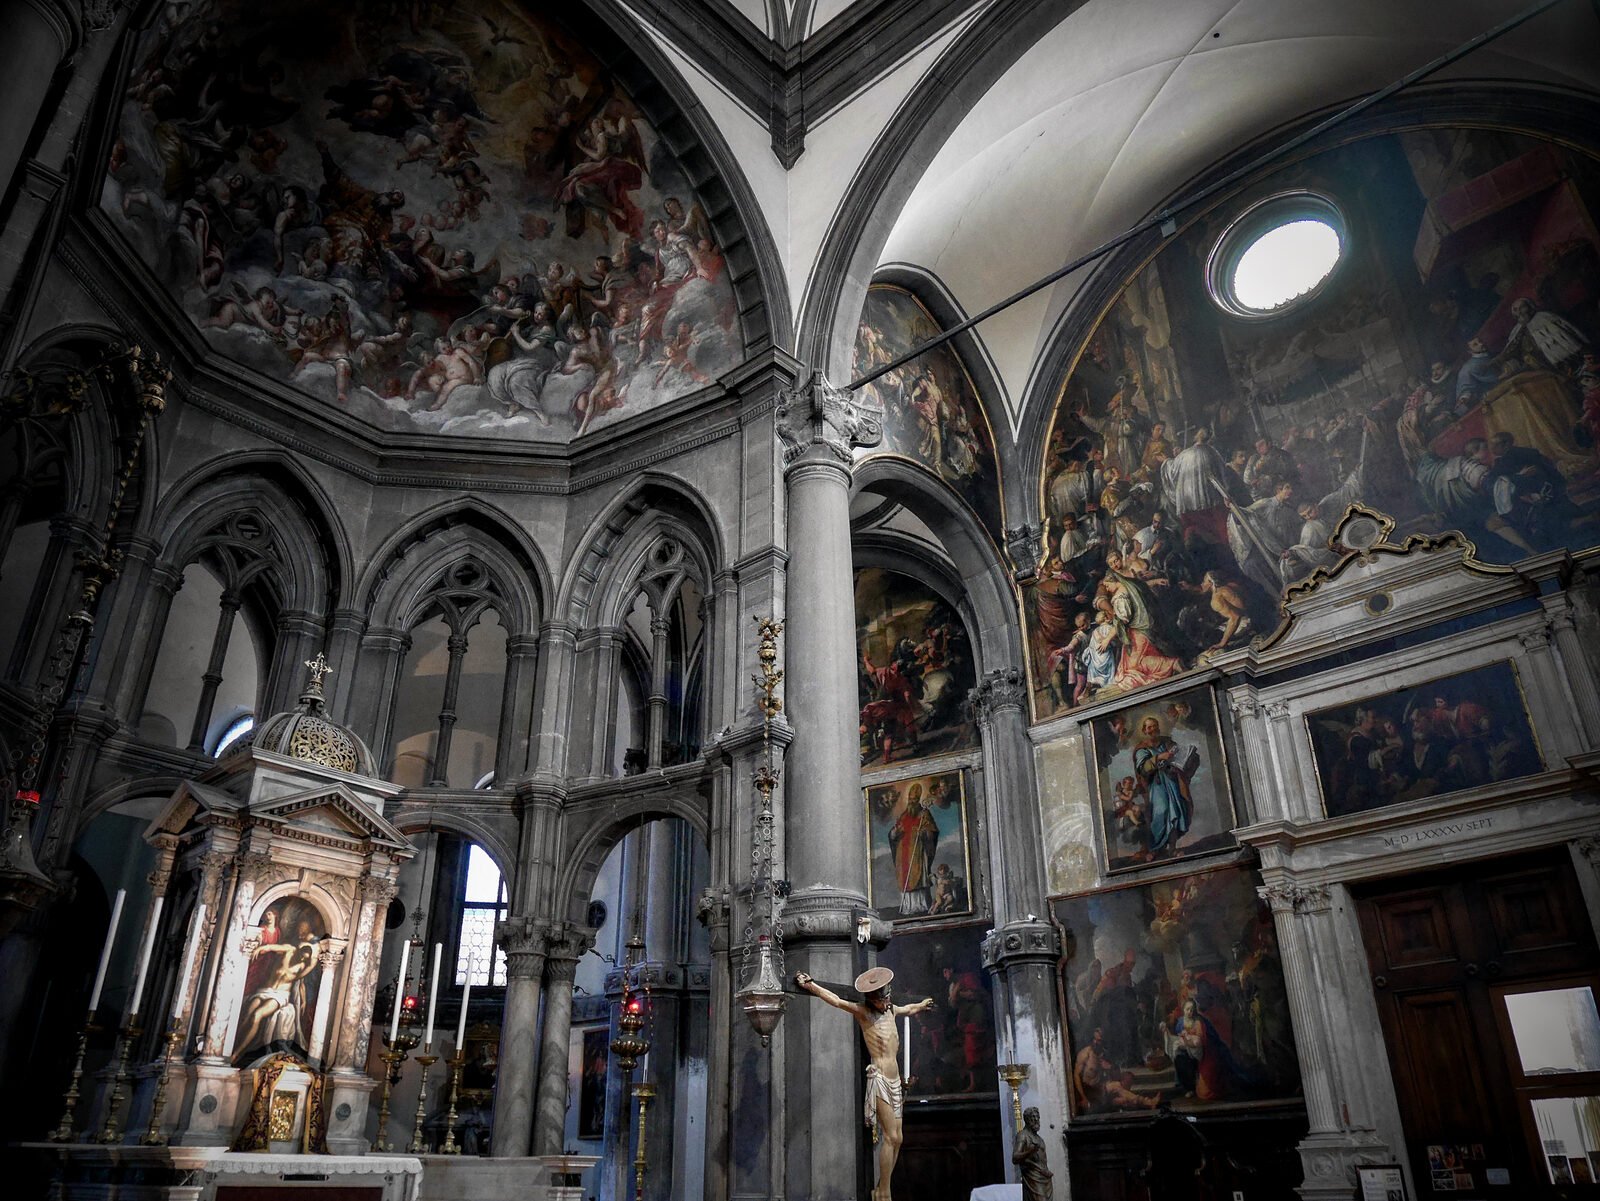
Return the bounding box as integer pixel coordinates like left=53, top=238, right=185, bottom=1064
left=646, top=613, right=672, bottom=767
left=263, top=609, right=326, bottom=718
left=573, top=626, right=624, bottom=778
left=307, top=941, right=349, bottom=1065
left=187, top=590, right=241, bottom=751
left=0, top=0, right=75, bottom=217
left=1258, top=881, right=1409, bottom=1201
left=495, top=633, right=539, bottom=782
left=430, top=631, right=470, bottom=785
left=775, top=372, right=883, bottom=1201
left=492, top=915, right=549, bottom=1156
left=353, top=628, right=411, bottom=768
left=532, top=924, right=596, bottom=1155
left=324, top=608, right=369, bottom=727
left=528, top=620, right=577, bottom=779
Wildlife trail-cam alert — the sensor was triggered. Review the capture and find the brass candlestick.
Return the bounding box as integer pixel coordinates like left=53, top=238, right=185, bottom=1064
left=439, top=1049, right=466, bottom=1155
left=98, top=1022, right=140, bottom=1143
left=50, top=1013, right=96, bottom=1142
left=997, top=1063, right=1030, bottom=1132
left=632, top=1082, right=656, bottom=1201
left=373, top=1045, right=411, bottom=1153
left=141, top=1023, right=184, bottom=1145
left=409, top=1048, right=439, bottom=1154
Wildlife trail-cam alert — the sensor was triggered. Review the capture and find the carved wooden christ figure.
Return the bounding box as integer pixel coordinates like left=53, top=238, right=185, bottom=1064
left=794, top=967, right=934, bottom=1201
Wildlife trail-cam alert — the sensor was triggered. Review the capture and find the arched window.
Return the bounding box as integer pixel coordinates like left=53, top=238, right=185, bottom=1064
left=214, top=713, right=256, bottom=756
left=455, top=842, right=507, bottom=987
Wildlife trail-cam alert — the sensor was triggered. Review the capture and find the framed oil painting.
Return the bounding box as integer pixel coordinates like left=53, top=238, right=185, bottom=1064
left=866, top=770, right=971, bottom=922
left=1091, top=685, right=1235, bottom=873
left=875, top=922, right=997, bottom=1101
left=1052, top=866, right=1302, bottom=1116
left=232, top=894, right=329, bottom=1064
left=1305, top=659, right=1543, bottom=819
left=856, top=568, right=978, bottom=768
left=577, top=1027, right=609, bottom=1139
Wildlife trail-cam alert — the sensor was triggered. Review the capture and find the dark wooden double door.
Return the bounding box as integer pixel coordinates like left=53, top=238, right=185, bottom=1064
left=1356, top=851, right=1600, bottom=1199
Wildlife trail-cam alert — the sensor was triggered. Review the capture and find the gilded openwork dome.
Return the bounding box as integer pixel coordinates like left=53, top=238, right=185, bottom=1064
left=248, top=656, right=377, bottom=777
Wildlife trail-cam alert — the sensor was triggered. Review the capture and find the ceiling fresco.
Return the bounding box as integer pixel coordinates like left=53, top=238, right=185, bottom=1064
left=102, top=0, right=742, bottom=440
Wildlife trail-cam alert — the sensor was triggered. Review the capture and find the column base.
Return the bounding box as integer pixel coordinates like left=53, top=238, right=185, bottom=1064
left=172, top=1061, right=247, bottom=1146
left=1296, top=1129, right=1402, bottom=1201
left=325, top=1070, right=378, bottom=1155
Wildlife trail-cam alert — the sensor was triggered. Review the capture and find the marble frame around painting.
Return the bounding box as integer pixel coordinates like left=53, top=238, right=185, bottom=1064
left=864, top=768, right=974, bottom=925
left=1088, top=683, right=1237, bottom=877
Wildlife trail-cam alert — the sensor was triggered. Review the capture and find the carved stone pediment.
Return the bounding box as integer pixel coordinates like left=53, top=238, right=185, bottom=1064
left=247, top=785, right=412, bottom=852
left=144, top=780, right=245, bottom=838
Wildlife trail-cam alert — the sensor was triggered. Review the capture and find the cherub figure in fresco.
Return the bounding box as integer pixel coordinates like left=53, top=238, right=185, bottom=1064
left=652, top=322, right=711, bottom=390
left=408, top=336, right=483, bottom=411
left=204, top=284, right=298, bottom=344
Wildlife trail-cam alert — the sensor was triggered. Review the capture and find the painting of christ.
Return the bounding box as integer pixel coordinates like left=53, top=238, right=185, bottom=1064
left=232, top=895, right=328, bottom=1064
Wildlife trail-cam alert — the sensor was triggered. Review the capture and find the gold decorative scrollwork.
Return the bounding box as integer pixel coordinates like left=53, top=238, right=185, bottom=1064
left=286, top=715, right=359, bottom=773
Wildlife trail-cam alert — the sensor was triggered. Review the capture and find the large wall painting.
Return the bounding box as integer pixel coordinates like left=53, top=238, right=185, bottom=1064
left=1028, top=127, right=1600, bottom=720
left=232, top=895, right=329, bottom=1064
left=876, top=923, right=998, bottom=1101
left=865, top=769, right=971, bottom=922
left=103, top=0, right=741, bottom=440
left=1053, top=867, right=1301, bottom=1115
left=856, top=568, right=977, bottom=767
left=1305, top=659, right=1543, bottom=819
left=854, top=285, right=1004, bottom=544
left=1091, top=685, right=1234, bottom=872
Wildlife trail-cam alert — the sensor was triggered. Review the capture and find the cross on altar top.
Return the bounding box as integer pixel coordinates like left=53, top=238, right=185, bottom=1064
left=304, top=652, right=333, bottom=691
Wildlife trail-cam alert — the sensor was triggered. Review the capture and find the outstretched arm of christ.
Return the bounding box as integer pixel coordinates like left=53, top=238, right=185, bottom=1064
left=794, top=973, right=867, bottom=1019
left=894, top=997, right=936, bottom=1016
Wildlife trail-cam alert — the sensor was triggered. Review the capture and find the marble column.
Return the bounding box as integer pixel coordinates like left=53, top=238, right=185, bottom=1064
left=307, top=941, right=349, bottom=1065
left=532, top=924, right=596, bottom=1155
left=330, top=873, right=396, bottom=1154
left=775, top=371, right=883, bottom=1201
left=492, top=914, right=549, bottom=1157
left=1258, top=881, right=1408, bottom=1201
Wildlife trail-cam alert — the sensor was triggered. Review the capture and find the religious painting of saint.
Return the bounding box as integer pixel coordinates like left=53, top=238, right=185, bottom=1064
left=1052, top=867, right=1302, bottom=1116
left=875, top=923, right=997, bottom=1101
left=1028, top=126, right=1600, bottom=723
left=231, top=894, right=329, bottom=1064
left=853, top=285, right=1004, bottom=544
left=856, top=568, right=977, bottom=767
left=866, top=771, right=971, bottom=923
left=1305, top=659, right=1542, bottom=819
left=577, top=1027, right=609, bottom=1139
left=102, top=0, right=740, bottom=441
left=1090, top=685, right=1235, bottom=872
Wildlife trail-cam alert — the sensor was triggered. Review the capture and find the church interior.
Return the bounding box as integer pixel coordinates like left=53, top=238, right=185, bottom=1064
left=3, top=1, right=1600, bottom=1199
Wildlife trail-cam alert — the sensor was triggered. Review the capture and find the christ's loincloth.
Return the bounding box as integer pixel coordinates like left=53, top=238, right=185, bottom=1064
left=863, top=1065, right=904, bottom=1144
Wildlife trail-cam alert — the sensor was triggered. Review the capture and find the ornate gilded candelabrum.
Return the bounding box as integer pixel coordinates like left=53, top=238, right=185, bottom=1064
left=737, top=617, right=788, bottom=1045
left=98, top=1022, right=140, bottom=1143
left=373, top=1024, right=420, bottom=1153
left=50, top=1013, right=97, bottom=1142
left=409, top=1045, right=439, bottom=1154
left=438, top=1046, right=467, bottom=1155
left=140, top=1022, right=184, bottom=1145
left=631, top=1081, right=657, bottom=1201
left=610, top=938, right=651, bottom=1201
left=997, top=1063, right=1030, bottom=1132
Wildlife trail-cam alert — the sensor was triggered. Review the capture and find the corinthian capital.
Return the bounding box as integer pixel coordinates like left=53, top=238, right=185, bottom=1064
left=496, top=915, right=550, bottom=980
left=776, top=370, right=883, bottom=467
left=969, top=667, right=1027, bottom=723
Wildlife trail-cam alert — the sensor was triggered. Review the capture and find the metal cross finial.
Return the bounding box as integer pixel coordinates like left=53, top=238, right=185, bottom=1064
left=303, top=652, right=333, bottom=692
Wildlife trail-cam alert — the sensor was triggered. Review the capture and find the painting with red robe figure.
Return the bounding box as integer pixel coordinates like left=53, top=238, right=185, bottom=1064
left=1304, top=659, right=1542, bottom=819
left=875, top=922, right=997, bottom=1101
left=1028, top=126, right=1600, bottom=722
left=1052, top=867, right=1301, bottom=1115
left=866, top=770, right=970, bottom=923
left=856, top=568, right=977, bottom=768
left=232, top=894, right=328, bottom=1064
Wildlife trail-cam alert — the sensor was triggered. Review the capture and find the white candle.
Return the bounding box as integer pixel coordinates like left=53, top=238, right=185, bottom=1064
left=388, top=939, right=412, bottom=1045
left=87, top=888, right=126, bottom=1013
left=456, top=956, right=473, bottom=1050
left=170, top=902, right=208, bottom=1021
left=126, top=894, right=165, bottom=1020
left=902, top=1016, right=910, bottom=1080
left=424, top=942, right=442, bottom=1048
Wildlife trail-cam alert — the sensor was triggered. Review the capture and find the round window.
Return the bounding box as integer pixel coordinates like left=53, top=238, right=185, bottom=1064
left=1206, top=191, right=1346, bottom=319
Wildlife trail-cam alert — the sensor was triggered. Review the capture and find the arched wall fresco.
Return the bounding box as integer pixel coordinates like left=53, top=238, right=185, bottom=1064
left=853, top=285, right=1004, bottom=544
left=1026, top=124, right=1600, bottom=721
left=103, top=0, right=741, bottom=440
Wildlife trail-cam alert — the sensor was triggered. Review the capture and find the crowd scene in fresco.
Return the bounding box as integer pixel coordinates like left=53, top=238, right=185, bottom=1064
left=104, top=0, right=737, bottom=437
left=1061, top=872, right=1299, bottom=1112
left=1033, top=136, right=1600, bottom=716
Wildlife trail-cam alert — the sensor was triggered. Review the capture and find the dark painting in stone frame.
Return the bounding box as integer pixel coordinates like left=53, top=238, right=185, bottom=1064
left=1304, top=658, right=1543, bottom=819
left=1090, top=683, right=1235, bottom=873
left=1026, top=125, right=1600, bottom=723
left=1053, top=865, right=1301, bottom=1116
left=578, top=1026, right=609, bottom=1139
left=875, top=922, right=999, bottom=1103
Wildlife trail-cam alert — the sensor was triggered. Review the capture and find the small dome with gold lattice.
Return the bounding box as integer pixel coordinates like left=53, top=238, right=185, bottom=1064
left=248, top=654, right=377, bottom=778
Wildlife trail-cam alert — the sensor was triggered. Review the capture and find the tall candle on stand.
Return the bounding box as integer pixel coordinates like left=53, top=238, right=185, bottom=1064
left=456, top=956, right=473, bottom=1051
left=87, top=888, right=127, bottom=1014
left=424, top=942, right=442, bottom=1048
left=126, top=895, right=164, bottom=1020
left=902, top=1017, right=910, bottom=1081
left=388, top=939, right=412, bottom=1044
left=170, top=902, right=208, bottom=1021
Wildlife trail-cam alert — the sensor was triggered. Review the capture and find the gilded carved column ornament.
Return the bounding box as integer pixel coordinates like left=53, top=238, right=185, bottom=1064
left=775, top=370, right=883, bottom=466
left=1004, top=523, right=1046, bottom=584
left=969, top=667, right=1028, bottom=723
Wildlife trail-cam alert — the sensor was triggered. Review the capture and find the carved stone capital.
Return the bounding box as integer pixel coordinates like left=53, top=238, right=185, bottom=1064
left=544, top=923, right=596, bottom=974
left=969, top=667, right=1027, bottom=723
left=496, top=916, right=550, bottom=980
left=197, top=851, right=232, bottom=879
left=1228, top=692, right=1261, bottom=723
left=1263, top=699, right=1292, bottom=722
left=1518, top=623, right=1553, bottom=652
left=1576, top=836, right=1600, bottom=866
left=317, top=940, right=348, bottom=971
left=695, top=886, right=730, bottom=930
left=980, top=920, right=1061, bottom=971
left=776, top=370, right=883, bottom=468
left=357, top=874, right=399, bottom=906
left=1258, top=882, right=1333, bottom=916
left=1004, top=523, right=1045, bottom=584
left=236, top=850, right=281, bottom=888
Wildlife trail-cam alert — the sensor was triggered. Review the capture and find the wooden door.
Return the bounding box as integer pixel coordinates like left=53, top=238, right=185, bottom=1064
left=1356, top=851, right=1600, bottom=1198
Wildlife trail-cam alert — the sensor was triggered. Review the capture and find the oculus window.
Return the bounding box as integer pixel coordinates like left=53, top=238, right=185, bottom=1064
left=1207, top=191, right=1346, bottom=319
